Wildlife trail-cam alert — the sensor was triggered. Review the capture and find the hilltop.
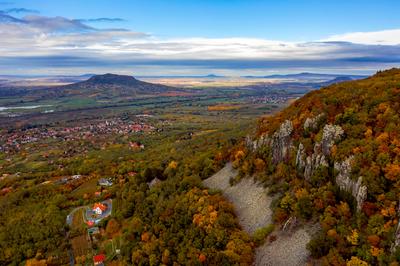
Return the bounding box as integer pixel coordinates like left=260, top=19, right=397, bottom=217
left=28, top=73, right=177, bottom=100
left=234, top=68, right=400, bottom=264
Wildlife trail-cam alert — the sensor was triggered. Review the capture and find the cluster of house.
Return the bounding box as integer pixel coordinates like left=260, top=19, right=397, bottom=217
left=249, top=95, right=290, bottom=104
left=0, top=118, right=156, bottom=152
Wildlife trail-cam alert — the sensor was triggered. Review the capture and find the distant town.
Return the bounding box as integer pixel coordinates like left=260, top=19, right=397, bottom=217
left=0, top=117, right=157, bottom=152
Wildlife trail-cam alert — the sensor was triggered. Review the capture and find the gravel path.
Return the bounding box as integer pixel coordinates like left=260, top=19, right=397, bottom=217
left=203, top=163, right=311, bottom=266
left=203, top=163, right=272, bottom=233
left=255, top=229, right=311, bottom=266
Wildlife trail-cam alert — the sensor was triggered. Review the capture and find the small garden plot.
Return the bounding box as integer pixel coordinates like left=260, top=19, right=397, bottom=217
left=71, top=235, right=91, bottom=259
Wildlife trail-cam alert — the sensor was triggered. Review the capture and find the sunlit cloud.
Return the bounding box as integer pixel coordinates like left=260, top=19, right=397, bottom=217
left=322, top=29, right=400, bottom=45
left=77, top=18, right=126, bottom=23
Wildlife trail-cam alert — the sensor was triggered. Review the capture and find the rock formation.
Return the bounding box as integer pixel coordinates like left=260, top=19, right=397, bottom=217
left=271, top=120, right=293, bottom=164
left=247, top=118, right=366, bottom=211
left=334, top=156, right=367, bottom=211
left=245, top=134, right=270, bottom=152
left=304, top=113, right=324, bottom=131
left=296, top=123, right=343, bottom=181
left=392, top=203, right=400, bottom=252
left=321, top=124, right=344, bottom=156
left=245, top=120, right=293, bottom=164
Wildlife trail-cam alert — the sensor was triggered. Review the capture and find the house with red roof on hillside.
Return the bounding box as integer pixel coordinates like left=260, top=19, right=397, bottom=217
left=93, top=253, right=105, bottom=265
left=93, top=203, right=107, bottom=215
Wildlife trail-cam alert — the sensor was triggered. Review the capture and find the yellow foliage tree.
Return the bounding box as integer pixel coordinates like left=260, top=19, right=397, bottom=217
left=384, top=163, right=400, bottom=181
left=364, top=128, right=373, bottom=139
left=168, top=161, right=178, bottom=170
left=370, top=246, right=383, bottom=257
left=346, top=256, right=369, bottom=266
left=254, top=158, right=266, bottom=172
left=346, top=229, right=359, bottom=246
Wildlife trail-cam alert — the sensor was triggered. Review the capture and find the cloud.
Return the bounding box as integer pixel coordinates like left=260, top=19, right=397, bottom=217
left=323, top=29, right=400, bottom=45
left=0, top=12, right=399, bottom=75
left=5, top=8, right=39, bottom=14
left=23, top=15, right=95, bottom=32
left=77, top=17, right=126, bottom=23
left=0, top=11, right=24, bottom=23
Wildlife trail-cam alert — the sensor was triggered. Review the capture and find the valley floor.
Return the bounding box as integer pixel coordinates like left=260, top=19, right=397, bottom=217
left=203, top=163, right=311, bottom=266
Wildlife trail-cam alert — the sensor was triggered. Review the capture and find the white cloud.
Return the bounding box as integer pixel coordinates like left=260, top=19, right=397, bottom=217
left=323, top=29, right=400, bottom=45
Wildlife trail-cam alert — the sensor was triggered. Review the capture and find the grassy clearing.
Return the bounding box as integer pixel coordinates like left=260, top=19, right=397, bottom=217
left=72, top=208, right=86, bottom=231
left=71, top=235, right=91, bottom=259
left=71, top=178, right=98, bottom=198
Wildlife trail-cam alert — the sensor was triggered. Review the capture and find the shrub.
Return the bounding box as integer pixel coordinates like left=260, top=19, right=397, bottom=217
left=307, top=231, right=335, bottom=258
left=252, top=224, right=275, bottom=245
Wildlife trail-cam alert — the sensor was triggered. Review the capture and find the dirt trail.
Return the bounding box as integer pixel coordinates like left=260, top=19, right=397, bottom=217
left=203, top=163, right=311, bottom=266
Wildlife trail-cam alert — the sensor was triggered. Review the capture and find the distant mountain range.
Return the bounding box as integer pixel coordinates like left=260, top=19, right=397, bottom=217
left=0, top=72, right=369, bottom=100
left=136, top=74, right=225, bottom=79
left=0, top=72, right=368, bottom=81
left=243, top=72, right=367, bottom=80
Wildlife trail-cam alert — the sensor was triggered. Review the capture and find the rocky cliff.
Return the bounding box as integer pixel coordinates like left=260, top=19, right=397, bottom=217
left=334, top=156, right=367, bottom=211
left=246, top=118, right=367, bottom=211
left=296, top=123, right=344, bottom=181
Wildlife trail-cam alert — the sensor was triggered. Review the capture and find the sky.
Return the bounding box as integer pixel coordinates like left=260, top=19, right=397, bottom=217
left=0, top=0, right=400, bottom=76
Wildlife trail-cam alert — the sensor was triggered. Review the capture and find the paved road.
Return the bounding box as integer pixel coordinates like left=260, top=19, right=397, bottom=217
left=66, top=206, right=87, bottom=227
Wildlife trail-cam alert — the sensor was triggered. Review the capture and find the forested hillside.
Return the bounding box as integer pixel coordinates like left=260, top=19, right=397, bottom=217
left=0, top=107, right=256, bottom=265
left=236, top=68, right=400, bottom=265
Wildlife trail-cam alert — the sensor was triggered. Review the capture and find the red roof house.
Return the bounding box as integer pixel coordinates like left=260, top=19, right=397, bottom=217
left=86, top=220, right=94, bottom=227
left=93, top=254, right=106, bottom=265
left=93, top=203, right=107, bottom=215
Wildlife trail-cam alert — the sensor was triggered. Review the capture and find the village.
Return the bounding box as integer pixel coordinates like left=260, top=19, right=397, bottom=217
left=0, top=117, right=157, bottom=152
left=249, top=94, right=291, bottom=105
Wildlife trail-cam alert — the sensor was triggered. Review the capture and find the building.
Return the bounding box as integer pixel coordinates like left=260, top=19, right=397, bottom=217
left=87, top=226, right=100, bottom=242
left=72, top=174, right=81, bottom=180
left=86, top=220, right=94, bottom=227
left=93, top=203, right=107, bottom=215
left=98, top=178, right=113, bottom=187
left=93, top=254, right=105, bottom=266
